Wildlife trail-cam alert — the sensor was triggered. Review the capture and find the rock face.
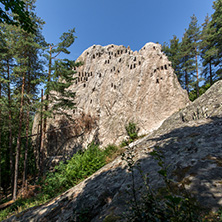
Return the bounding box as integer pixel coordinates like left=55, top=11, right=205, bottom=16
left=5, top=81, right=222, bottom=222
left=32, top=42, right=189, bottom=162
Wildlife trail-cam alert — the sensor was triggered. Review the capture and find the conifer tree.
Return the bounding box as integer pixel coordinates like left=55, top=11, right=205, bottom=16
left=187, top=14, right=201, bottom=97
left=11, top=0, right=45, bottom=200
left=179, top=31, right=194, bottom=93
left=209, top=0, right=222, bottom=80
left=162, top=35, right=182, bottom=84
left=39, top=29, right=78, bottom=174
left=200, top=14, right=218, bottom=86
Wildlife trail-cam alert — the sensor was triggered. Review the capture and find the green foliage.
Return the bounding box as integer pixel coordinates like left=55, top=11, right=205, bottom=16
left=189, top=83, right=211, bottom=101
left=122, top=146, right=203, bottom=221
left=42, top=143, right=107, bottom=198
left=0, top=0, right=35, bottom=33
left=125, top=122, right=138, bottom=141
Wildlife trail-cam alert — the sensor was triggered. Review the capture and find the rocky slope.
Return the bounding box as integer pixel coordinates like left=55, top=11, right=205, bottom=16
left=32, top=42, right=189, bottom=165
left=5, top=80, right=222, bottom=221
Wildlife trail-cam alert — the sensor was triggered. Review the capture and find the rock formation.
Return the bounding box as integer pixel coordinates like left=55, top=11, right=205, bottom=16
left=32, top=42, right=189, bottom=164
left=5, top=80, right=222, bottom=222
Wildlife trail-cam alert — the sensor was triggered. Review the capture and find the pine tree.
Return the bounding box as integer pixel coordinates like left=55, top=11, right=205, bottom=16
left=162, top=35, right=182, bottom=84
left=187, top=15, right=201, bottom=97
left=11, top=0, right=45, bottom=200
left=39, top=29, right=78, bottom=174
left=209, top=0, right=222, bottom=80
left=179, top=31, right=195, bottom=94
left=200, top=14, right=218, bottom=86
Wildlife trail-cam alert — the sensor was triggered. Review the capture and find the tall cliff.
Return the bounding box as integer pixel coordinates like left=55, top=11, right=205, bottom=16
left=32, top=42, right=190, bottom=164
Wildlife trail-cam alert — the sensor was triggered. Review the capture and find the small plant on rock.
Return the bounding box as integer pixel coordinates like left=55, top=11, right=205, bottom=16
left=122, top=146, right=202, bottom=222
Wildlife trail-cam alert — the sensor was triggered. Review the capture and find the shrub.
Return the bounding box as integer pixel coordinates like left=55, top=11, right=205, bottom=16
left=43, top=143, right=107, bottom=197
left=125, top=122, right=138, bottom=141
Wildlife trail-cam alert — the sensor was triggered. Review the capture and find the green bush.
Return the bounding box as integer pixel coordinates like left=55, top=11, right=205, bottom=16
left=43, top=143, right=108, bottom=197
left=125, top=122, right=138, bottom=141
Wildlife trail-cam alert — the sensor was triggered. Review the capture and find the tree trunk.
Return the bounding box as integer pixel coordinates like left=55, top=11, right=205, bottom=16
left=13, top=73, right=25, bottom=200
left=0, top=82, right=2, bottom=190
left=209, top=60, right=213, bottom=86
left=7, top=63, right=13, bottom=195
left=40, top=45, right=52, bottom=174
left=195, top=50, right=199, bottom=98
left=22, top=80, right=30, bottom=190
left=185, top=69, right=189, bottom=94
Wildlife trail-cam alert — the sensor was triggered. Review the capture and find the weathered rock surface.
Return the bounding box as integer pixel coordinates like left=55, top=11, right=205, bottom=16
left=32, top=42, right=190, bottom=162
left=5, top=80, right=222, bottom=221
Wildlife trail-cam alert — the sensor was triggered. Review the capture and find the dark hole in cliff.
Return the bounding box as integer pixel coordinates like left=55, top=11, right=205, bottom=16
left=134, top=64, right=136, bottom=69
left=109, top=52, right=111, bottom=55
left=109, top=56, right=111, bottom=59
left=160, top=77, right=163, bottom=80
left=114, top=85, right=116, bottom=89
left=143, top=47, right=146, bottom=50
left=99, top=73, right=102, bottom=78
left=134, top=57, right=136, bottom=61
left=130, top=65, right=132, bottom=69
left=161, top=66, right=164, bottom=70
left=169, top=63, right=171, bottom=67
left=111, top=69, right=112, bottom=72
left=165, top=64, right=167, bottom=70
left=111, top=83, right=113, bottom=87
left=91, top=72, right=93, bottom=76
left=79, top=72, right=81, bottom=76
left=73, top=109, right=75, bottom=114
left=153, top=46, right=156, bottom=50
left=114, top=53, right=116, bottom=57
left=105, top=60, right=107, bottom=64
left=156, top=79, right=159, bottom=83
left=85, top=72, right=87, bottom=76
left=83, top=83, right=86, bottom=87
left=78, top=78, right=80, bottom=82
left=108, top=60, right=109, bottom=64
left=119, top=58, right=122, bottom=62
left=154, top=69, right=156, bottom=73
left=139, top=61, right=141, bottom=65
left=93, top=55, right=95, bottom=59
left=81, top=77, right=83, bottom=81
left=90, top=99, right=92, bottom=104
left=121, top=50, right=123, bottom=54
left=87, top=52, right=89, bottom=55
left=125, top=49, right=128, bottom=53
left=113, top=67, right=115, bottom=71
left=117, top=50, right=120, bottom=55
left=86, top=77, right=88, bottom=81
left=75, top=80, right=77, bottom=84
left=88, top=73, right=90, bottom=77
left=128, top=51, right=130, bottom=54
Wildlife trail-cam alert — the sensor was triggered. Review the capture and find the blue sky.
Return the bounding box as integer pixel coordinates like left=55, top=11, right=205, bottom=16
left=35, top=0, right=214, bottom=61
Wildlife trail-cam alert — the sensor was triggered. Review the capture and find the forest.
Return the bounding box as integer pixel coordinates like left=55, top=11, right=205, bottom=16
left=0, top=0, right=222, bottom=220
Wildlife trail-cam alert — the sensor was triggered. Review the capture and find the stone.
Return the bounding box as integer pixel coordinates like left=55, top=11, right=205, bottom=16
left=32, top=42, right=190, bottom=165
left=4, top=81, right=222, bottom=221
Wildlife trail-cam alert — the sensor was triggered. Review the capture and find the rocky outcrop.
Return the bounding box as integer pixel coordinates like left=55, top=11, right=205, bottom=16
left=32, top=42, right=190, bottom=162
left=5, top=80, right=222, bottom=221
